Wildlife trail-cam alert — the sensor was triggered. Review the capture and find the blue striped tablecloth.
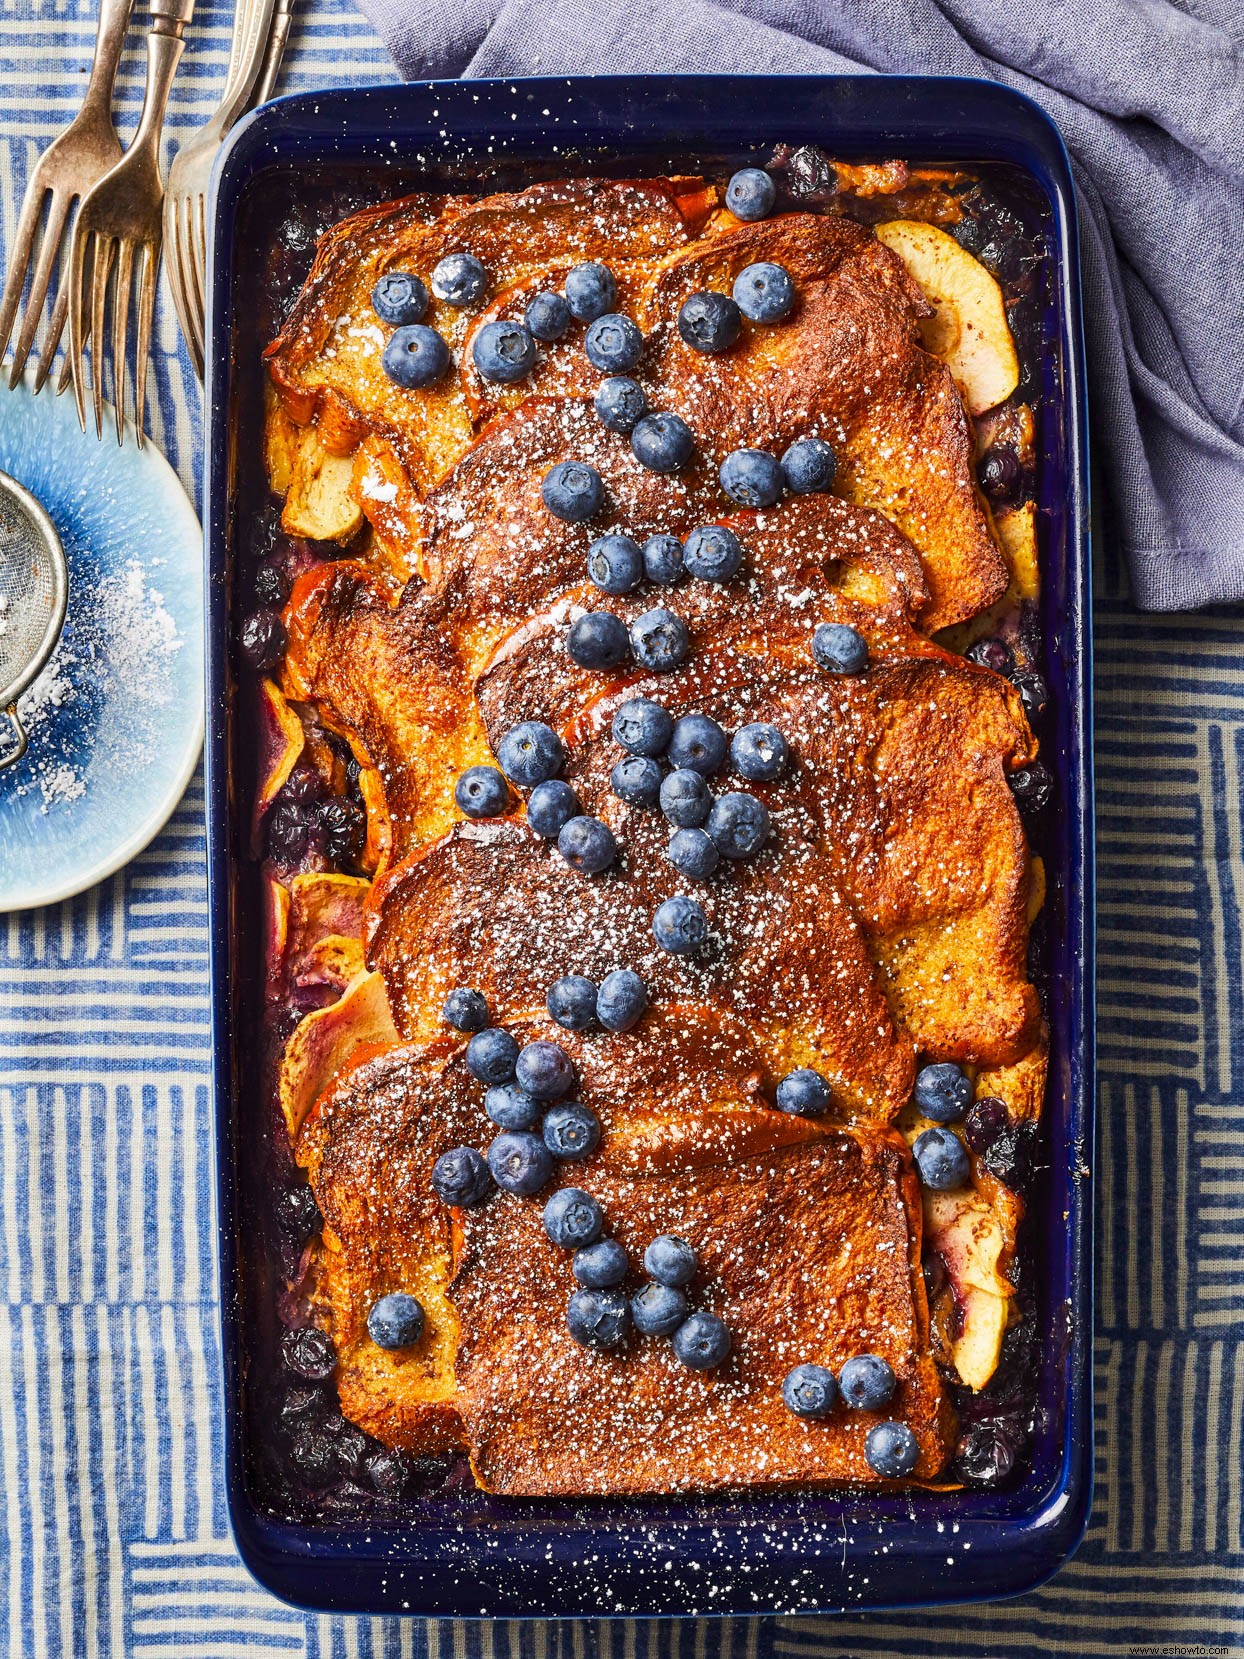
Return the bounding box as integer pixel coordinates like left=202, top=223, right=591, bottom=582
left=2, top=5, right=1242, bottom=1652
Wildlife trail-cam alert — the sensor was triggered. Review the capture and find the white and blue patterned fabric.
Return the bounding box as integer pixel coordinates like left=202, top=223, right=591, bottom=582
left=1, top=4, right=1243, bottom=1654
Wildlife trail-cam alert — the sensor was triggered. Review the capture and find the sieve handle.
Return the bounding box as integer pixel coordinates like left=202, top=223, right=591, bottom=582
left=0, top=706, right=27, bottom=772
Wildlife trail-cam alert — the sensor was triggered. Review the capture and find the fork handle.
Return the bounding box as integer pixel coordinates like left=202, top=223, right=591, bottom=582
left=131, top=0, right=196, bottom=152
left=78, top=0, right=137, bottom=127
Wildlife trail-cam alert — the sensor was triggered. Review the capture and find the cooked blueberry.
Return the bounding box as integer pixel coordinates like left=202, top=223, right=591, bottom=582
left=611, top=754, right=663, bottom=808
left=240, top=609, right=286, bottom=671
left=811, top=622, right=868, bottom=675
left=1008, top=761, right=1053, bottom=811
left=367, top=1292, right=425, bottom=1350
left=653, top=895, right=707, bottom=955
left=497, top=720, right=564, bottom=787
left=732, top=261, right=795, bottom=323
left=371, top=271, right=429, bottom=325
left=668, top=712, right=726, bottom=775
left=266, top=800, right=311, bottom=862
left=442, top=987, right=488, bottom=1032
left=775, top=1067, right=830, bottom=1117
left=276, top=1184, right=322, bottom=1246
left=963, top=1095, right=1009, bottom=1155
left=644, top=1234, right=697, bottom=1286
left=596, top=968, right=648, bottom=1032
left=964, top=636, right=1013, bottom=675
left=566, top=1286, right=630, bottom=1349
left=613, top=696, right=673, bottom=757
left=542, top=460, right=604, bottom=522
left=683, top=524, right=743, bottom=582
left=659, top=768, right=711, bottom=827
left=584, top=313, right=643, bottom=373
left=1011, top=668, right=1048, bottom=723
left=666, top=827, right=719, bottom=880
left=955, top=1419, right=1018, bottom=1486
left=527, top=778, right=579, bottom=839
left=484, top=1083, right=541, bottom=1130
left=566, top=611, right=631, bottom=670
left=363, top=1445, right=413, bottom=1499
left=913, top=1061, right=973, bottom=1123
left=838, top=1353, right=897, bottom=1411
left=431, top=1146, right=494, bottom=1207
left=912, top=1126, right=970, bottom=1191
left=564, top=261, right=616, bottom=322
left=976, top=445, right=1022, bottom=502
left=864, top=1420, right=919, bottom=1478
left=543, top=1186, right=603, bottom=1249
left=319, top=796, right=365, bottom=862
left=525, top=289, right=571, bottom=341
left=252, top=561, right=289, bottom=608
left=431, top=252, right=487, bottom=306
left=630, top=607, right=689, bottom=673
left=587, top=533, right=643, bottom=594
left=594, top=375, right=647, bottom=433
left=547, top=974, right=599, bottom=1032
left=781, top=437, right=837, bottom=494
left=706, top=790, right=770, bottom=858
left=291, top=1426, right=336, bottom=1485
left=631, top=1281, right=688, bottom=1337
left=672, top=1311, right=732, bottom=1370
left=515, top=1039, right=574, bottom=1100
left=730, top=721, right=788, bottom=781
left=281, top=1326, right=337, bottom=1381
left=642, top=533, right=685, bottom=584
left=573, top=1237, right=628, bottom=1287
left=543, top=1101, right=601, bottom=1161
left=381, top=324, right=450, bottom=389
left=557, top=814, right=617, bottom=874
left=487, top=1130, right=554, bottom=1195
left=980, top=1118, right=1038, bottom=1190
left=678, top=291, right=741, bottom=354
left=720, top=448, right=784, bottom=508
left=725, top=167, right=777, bottom=221
left=455, top=764, right=511, bottom=818
left=472, top=318, right=536, bottom=383
left=782, top=1362, right=837, bottom=1419
left=630, top=411, right=695, bottom=473
left=465, top=1026, right=519, bottom=1085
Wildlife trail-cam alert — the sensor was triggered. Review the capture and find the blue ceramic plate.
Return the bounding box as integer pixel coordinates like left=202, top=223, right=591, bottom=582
left=0, top=376, right=203, bottom=913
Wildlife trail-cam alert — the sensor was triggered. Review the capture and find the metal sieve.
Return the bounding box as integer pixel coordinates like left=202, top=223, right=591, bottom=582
left=0, top=470, right=67, bottom=772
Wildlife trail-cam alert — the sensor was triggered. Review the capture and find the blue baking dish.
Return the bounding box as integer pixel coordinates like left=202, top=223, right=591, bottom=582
left=204, top=74, right=1094, bottom=1617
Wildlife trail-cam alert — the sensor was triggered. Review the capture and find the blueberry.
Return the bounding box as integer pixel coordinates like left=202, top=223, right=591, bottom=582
left=266, top=799, right=310, bottom=862
left=1011, top=669, right=1048, bottom=724
left=543, top=1101, right=601, bottom=1161
left=484, top=1083, right=541, bottom=1130
left=566, top=1286, right=630, bottom=1349
left=367, top=1292, right=425, bottom=1350
left=964, top=636, right=1013, bottom=675
left=1009, top=761, right=1053, bottom=811
left=672, top=1311, right=732, bottom=1370
left=564, top=261, right=616, bottom=322
left=683, top=524, right=743, bottom=582
left=515, top=1039, right=574, bottom=1100
left=955, top=1419, right=1018, bottom=1486
left=659, top=768, right=711, bottom=827
left=775, top=1067, right=831, bottom=1117
left=371, top=271, right=429, bottom=325
left=455, top=765, right=511, bottom=819
left=838, top=1353, right=897, bottom=1411
left=668, top=712, right=726, bottom=776
left=725, top=167, right=777, bottom=221
left=281, top=1326, right=337, bottom=1381
left=864, top=1420, right=919, bottom=1478
left=653, top=896, right=707, bottom=955
left=487, top=1130, right=554, bottom=1195
left=613, top=696, right=673, bottom=757
left=594, top=376, right=647, bottom=433
left=963, top=1096, right=1010, bottom=1156
left=611, top=755, right=663, bottom=808
left=706, top=790, right=770, bottom=858
left=587, top=533, right=643, bottom=594
left=557, top=815, right=617, bottom=874
left=730, top=722, right=788, bottom=781
left=431, top=252, right=487, bottom=307
left=584, top=313, right=644, bottom=373
left=276, top=1184, right=322, bottom=1246
left=597, top=969, right=648, bottom=1032
left=527, top=779, right=579, bottom=839
left=976, top=445, right=1022, bottom=502
left=678, top=291, right=741, bottom=354
left=382, top=325, right=450, bottom=389
left=630, top=411, right=695, bottom=474
left=465, top=1026, right=519, bottom=1085
left=525, top=289, right=571, bottom=342
left=547, top=974, right=598, bottom=1032
left=431, top=1146, right=494, bottom=1208
left=781, top=437, right=837, bottom=494
left=573, top=1238, right=628, bottom=1287
left=252, top=562, right=289, bottom=607
left=496, top=720, right=564, bottom=788
left=472, top=318, right=536, bottom=384
left=543, top=1187, right=603, bottom=1249
left=720, top=448, right=784, bottom=508
left=913, top=1061, right=973, bottom=1123
left=732, top=261, right=795, bottom=323
left=666, top=827, right=719, bottom=881
left=631, top=1282, right=688, bottom=1337
left=812, top=622, right=868, bottom=675
left=443, top=987, right=488, bottom=1032
left=542, top=460, right=604, bottom=523
left=567, top=611, right=631, bottom=670
left=319, top=796, right=365, bottom=862
left=642, top=533, right=685, bottom=584
left=240, top=609, right=286, bottom=671
left=782, top=1362, right=837, bottom=1419
left=912, top=1126, right=970, bottom=1191
left=644, top=1233, right=697, bottom=1286
left=631, top=607, right=690, bottom=673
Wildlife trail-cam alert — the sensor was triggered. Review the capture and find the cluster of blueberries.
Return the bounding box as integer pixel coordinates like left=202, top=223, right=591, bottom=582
left=782, top=1354, right=919, bottom=1478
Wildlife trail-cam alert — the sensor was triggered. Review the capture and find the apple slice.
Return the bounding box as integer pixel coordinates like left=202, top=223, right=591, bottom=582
left=278, top=968, right=399, bottom=1141
left=252, top=678, right=305, bottom=854
left=924, top=1186, right=1015, bottom=1389
left=281, top=423, right=364, bottom=543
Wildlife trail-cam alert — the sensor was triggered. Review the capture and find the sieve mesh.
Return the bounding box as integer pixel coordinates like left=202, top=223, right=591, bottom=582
left=0, top=478, right=66, bottom=705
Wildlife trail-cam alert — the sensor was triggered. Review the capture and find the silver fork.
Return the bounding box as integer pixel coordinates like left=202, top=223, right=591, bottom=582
left=0, top=0, right=135, bottom=392
left=68, top=0, right=196, bottom=446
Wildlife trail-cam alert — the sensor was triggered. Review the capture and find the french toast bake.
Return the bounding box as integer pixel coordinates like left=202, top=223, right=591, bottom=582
left=249, top=156, right=1051, bottom=1501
